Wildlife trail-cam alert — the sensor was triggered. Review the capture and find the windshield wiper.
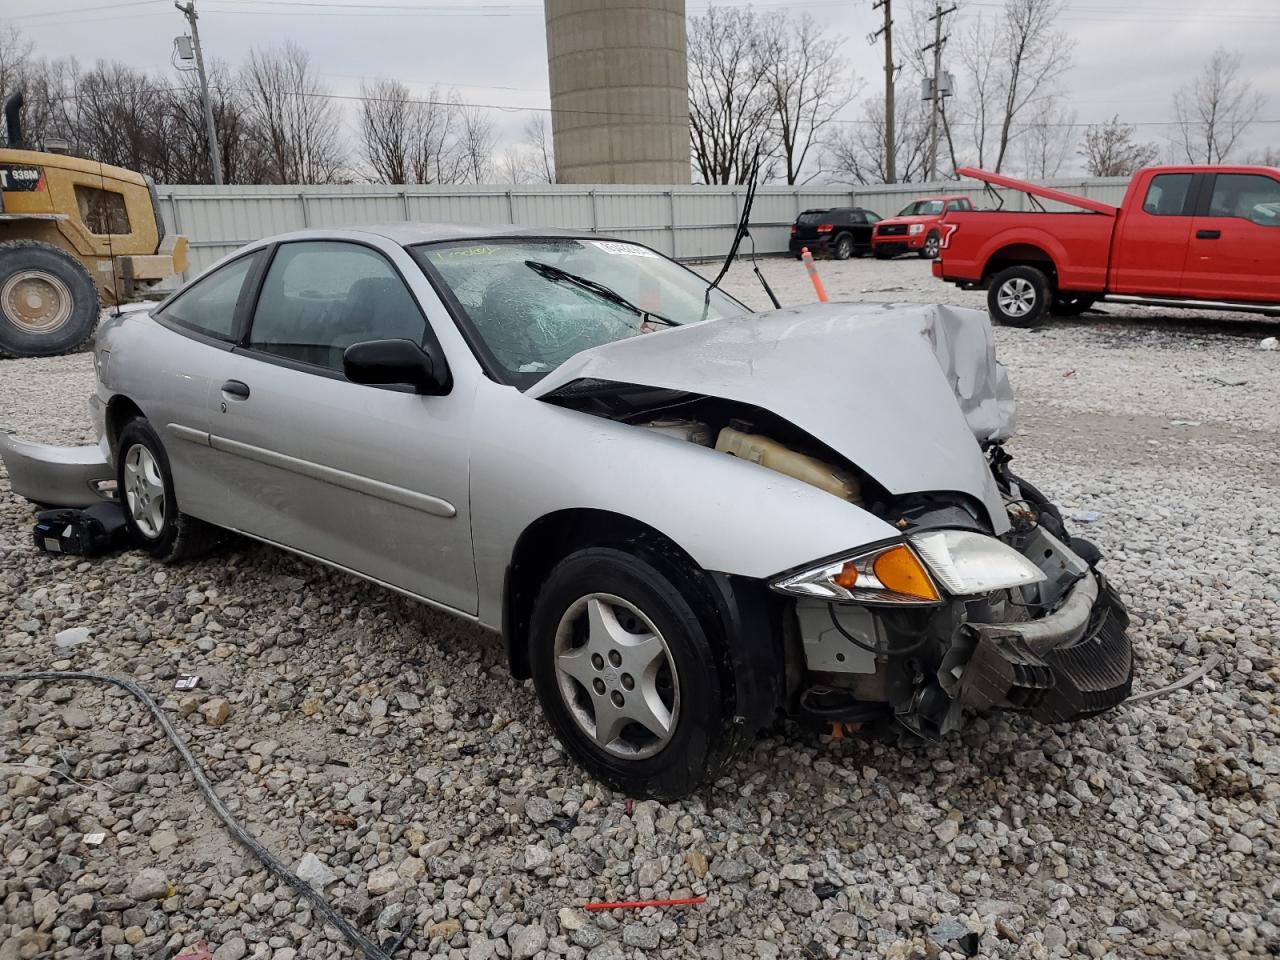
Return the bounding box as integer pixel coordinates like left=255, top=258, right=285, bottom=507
left=524, top=260, right=676, bottom=327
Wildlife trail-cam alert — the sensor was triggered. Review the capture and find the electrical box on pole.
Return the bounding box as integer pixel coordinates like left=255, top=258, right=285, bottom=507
left=174, top=0, right=223, bottom=185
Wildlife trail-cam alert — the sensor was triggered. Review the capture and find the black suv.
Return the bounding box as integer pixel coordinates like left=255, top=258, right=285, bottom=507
left=789, top=207, right=883, bottom=260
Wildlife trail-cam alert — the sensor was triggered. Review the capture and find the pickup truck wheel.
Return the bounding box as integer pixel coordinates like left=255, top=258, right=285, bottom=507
left=988, top=266, right=1051, bottom=327
left=529, top=547, right=732, bottom=799
left=920, top=232, right=941, bottom=259
left=833, top=234, right=854, bottom=260
left=1049, top=294, right=1097, bottom=317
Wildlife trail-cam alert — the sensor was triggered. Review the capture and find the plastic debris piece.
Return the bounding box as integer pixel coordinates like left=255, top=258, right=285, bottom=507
left=83, top=832, right=105, bottom=846
left=1062, top=369, right=1076, bottom=378
left=54, top=627, right=92, bottom=648
left=1069, top=510, right=1101, bottom=523
left=1259, top=336, right=1277, bottom=351
left=174, top=942, right=214, bottom=960
left=1210, top=377, right=1247, bottom=386
left=175, top=675, right=200, bottom=691
left=584, top=896, right=706, bottom=911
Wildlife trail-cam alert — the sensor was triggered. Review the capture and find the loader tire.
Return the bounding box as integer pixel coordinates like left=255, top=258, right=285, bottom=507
left=0, top=240, right=100, bottom=359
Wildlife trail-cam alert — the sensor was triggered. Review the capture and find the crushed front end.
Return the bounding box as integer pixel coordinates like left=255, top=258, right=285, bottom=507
left=776, top=454, right=1134, bottom=738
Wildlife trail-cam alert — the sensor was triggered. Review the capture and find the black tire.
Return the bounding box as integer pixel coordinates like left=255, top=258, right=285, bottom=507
left=528, top=546, right=733, bottom=799
left=833, top=234, right=854, bottom=261
left=920, top=231, right=941, bottom=259
left=116, top=417, right=220, bottom=563
left=1049, top=294, right=1097, bottom=317
left=987, top=265, right=1051, bottom=328
left=0, top=240, right=100, bottom=359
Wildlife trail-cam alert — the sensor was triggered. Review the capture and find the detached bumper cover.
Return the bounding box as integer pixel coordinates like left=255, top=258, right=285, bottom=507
left=0, top=430, right=113, bottom=507
left=952, top=571, right=1133, bottom=723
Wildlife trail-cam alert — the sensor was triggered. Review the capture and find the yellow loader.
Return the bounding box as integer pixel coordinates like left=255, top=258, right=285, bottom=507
left=0, top=91, right=188, bottom=358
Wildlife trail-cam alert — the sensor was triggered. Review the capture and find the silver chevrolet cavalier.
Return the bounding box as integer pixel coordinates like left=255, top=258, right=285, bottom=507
left=1, top=226, right=1134, bottom=798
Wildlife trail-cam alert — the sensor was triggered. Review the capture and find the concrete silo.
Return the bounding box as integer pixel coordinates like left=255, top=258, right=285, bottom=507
left=543, top=0, right=691, bottom=184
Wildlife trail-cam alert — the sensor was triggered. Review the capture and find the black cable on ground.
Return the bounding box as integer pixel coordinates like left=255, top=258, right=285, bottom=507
left=0, top=670, right=405, bottom=960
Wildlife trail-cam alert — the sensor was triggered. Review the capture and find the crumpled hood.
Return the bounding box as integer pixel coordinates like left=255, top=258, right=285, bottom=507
left=530, top=301, right=1015, bottom=533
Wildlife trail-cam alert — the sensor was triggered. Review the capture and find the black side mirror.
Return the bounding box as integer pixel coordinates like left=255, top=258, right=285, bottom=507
left=343, top=339, right=451, bottom=395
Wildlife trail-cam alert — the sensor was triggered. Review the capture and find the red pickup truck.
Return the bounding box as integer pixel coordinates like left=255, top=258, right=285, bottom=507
left=933, top=165, right=1280, bottom=326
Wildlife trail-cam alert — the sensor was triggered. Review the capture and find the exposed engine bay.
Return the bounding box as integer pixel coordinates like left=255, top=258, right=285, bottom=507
left=544, top=380, right=1133, bottom=741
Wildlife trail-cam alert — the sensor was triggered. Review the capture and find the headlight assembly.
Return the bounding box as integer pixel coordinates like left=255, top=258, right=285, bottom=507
left=908, top=223, right=925, bottom=236
left=910, top=529, right=1046, bottom=595
left=772, top=542, right=941, bottom=605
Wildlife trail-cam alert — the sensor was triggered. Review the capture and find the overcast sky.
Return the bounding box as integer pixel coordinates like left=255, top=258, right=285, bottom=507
left=2, top=0, right=1276, bottom=178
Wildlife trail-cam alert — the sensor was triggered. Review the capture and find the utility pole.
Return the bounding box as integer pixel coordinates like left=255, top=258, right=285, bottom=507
left=174, top=0, right=223, bottom=185
left=869, top=0, right=895, bottom=183
left=921, top=2, right=956, bottom=182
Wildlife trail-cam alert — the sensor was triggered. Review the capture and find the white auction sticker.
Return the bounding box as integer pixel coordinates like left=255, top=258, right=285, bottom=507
left=591, top=240, right=658, bottom=258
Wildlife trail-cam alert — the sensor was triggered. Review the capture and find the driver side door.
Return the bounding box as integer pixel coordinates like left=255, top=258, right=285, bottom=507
left=204, top=239, right=479, bottom=614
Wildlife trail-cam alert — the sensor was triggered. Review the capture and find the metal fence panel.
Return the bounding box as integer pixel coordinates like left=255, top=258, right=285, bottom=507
left=156, top=177, right=1135, bottom=279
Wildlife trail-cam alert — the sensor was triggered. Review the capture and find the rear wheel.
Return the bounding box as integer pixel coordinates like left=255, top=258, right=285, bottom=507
left=988, top=265, right=1051, bottom=328
left=529, top=547, right=732, bottom=799
left=921, top=232, right=941, bottom=259
left=116, top=418, right=220, bottom=562
left=0, top=240, right=99, bottom=359
left=833, top=234, right=854, bottom=260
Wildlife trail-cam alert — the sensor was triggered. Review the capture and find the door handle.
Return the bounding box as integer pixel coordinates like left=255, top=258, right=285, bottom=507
left=221, top=379, right=250, bottom=400
left=1195, top=229, right=1221, bottom=240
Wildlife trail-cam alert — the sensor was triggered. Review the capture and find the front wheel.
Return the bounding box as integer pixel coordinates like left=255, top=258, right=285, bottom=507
left=987, top=265, right=1051, bottom=328
left=116, top=418, right=220, bottom=562
left=920, top=232, right=941, bottom=259
left=528, top=547, right=732, bottom=799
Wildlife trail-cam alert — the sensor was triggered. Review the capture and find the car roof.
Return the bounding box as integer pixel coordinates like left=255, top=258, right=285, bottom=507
left=265, top=223, right=606, bottom=246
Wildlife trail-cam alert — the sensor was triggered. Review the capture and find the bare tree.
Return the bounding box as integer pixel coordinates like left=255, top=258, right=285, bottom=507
left=169, top=60, right=269, bottom=184
left=1078, top=115, right=1159, bottom=177
left=827, top=91, right=930, bottom=185
left=241, top=42, right=345, bottom=184
left=455, top=100, right=494, bottom=183
left=499, top=147, right=527, bottom=185
left=1247, top=146, right=1280, bottom=167
left=0, top=25, right=34, bottom=120
left=522, top=114, right=554, bottom=184
left=1017, top=98, right=1074, bottom=179
left=687, top=6, right=776, bottom=184
left=760, top=12, right=857, bottom=184
left=1172, top=48, right=1265, bottom=164
left=359, top=77, right=414, bottom=183
left=952, top=0, right=1072, bottom=172
left=408, top=92, right=464, bottom=185
left=74, top=61, right=181, bottom=181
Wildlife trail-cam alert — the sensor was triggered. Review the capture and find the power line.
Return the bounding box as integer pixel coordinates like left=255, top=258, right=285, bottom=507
left=23, top=75, right=1280, bottom=130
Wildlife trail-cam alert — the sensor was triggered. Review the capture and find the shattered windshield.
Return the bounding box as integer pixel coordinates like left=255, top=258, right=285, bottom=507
left=898, top=200, right=945, bottom=217
left=413, top=238, right=748, bottom=387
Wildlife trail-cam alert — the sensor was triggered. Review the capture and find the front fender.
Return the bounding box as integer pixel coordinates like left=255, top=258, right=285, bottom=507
left=469, top=388, right=901, bottom=629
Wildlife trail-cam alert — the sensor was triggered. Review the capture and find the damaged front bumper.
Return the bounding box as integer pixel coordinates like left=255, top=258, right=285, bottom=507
left=944, top=569, right=1133, bottom=724
left=0, top=430, right=114, bottom=508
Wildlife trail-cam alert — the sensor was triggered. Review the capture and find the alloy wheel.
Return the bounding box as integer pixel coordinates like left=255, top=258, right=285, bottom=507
left=997, top=277, right=1037, bottom=318
left=553, top=593, right=680, bottom=759
left=924, top=235, right=940, bottom=258
left=123, top=443, right=166, bottom=539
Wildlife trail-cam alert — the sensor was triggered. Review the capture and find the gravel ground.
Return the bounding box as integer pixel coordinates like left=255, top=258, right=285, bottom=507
left=2, top=256, right=1278, bottom=960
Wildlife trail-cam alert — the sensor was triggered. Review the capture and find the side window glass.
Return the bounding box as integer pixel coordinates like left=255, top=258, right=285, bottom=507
left=161, top=253, right=259, bottom=341
left=953, top=199, right=971, bottom=211
left=75, top=185, right=132, bottom=235
left=1142, top=174, right=1193, bottom=217
left=1208, top=174, right=1280, bottom=227
left=249, top=241, right=427, bottom=372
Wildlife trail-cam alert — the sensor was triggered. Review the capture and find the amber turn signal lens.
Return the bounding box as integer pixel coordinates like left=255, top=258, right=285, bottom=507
left=872, top=545, right=940, bottom=602
left=832, top=562, right=859, bottom=590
